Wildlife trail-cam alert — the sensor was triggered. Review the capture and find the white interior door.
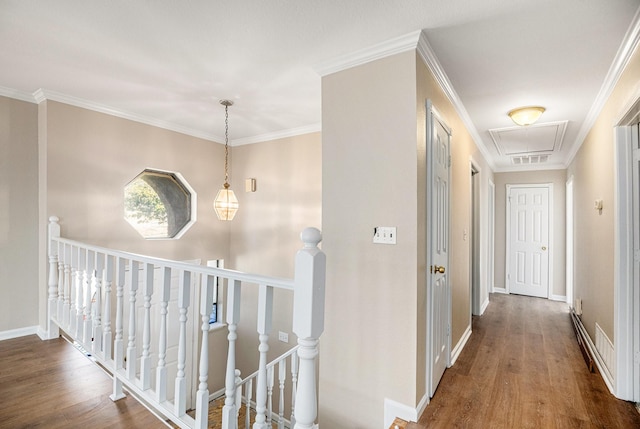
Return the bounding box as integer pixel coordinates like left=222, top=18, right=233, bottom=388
left=427, top=102, right=451, bottom=397
left=507, top=185, right=550, bottom=298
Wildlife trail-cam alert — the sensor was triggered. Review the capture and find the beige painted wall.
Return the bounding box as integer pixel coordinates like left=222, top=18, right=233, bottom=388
left=567, top=41, right=640, bottom=342
left=320, top=49, right=492, bottom=428
left=0, top=96, right=39, bottom=332
left=493, top=169, right=567, bottom=299
left=228, top=133, right=322, bottom=412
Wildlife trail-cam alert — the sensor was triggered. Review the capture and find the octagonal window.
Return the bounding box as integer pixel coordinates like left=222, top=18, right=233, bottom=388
left=124, top=169, right=196, bottom=239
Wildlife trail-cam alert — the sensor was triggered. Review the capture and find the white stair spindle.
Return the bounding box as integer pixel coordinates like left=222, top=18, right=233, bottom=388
left=195, top=274, right=215, bottom=429
left=93, top=252, right=104, bottom=356
left=69, top=246, right=78, bottom=335
left=102, top=255, right=114, bottom=361
left=174, top=270, right=191, bottom=417
left=62, top=244, right=71, bottom=328
left=290, top=352, right=298, bottom=427
left=292, top=228, right=325, bottom=429
left=83, top=250, right=95, bottom=346
left=140, top=263, right=154, bottom=390
left=245, top=379, right=253, bottom=429
left=222, top=279, right=241, bottom=429
left=57, top=241, right=64, bottom=322
left=156, top=266, right=171, bottom=404
left=126, top=260, right=139, bottom=381
left=267, top=365, right=274, bottom=427
left=253, top=284, right=274, bottom=429
left=76, top=247, right=86, bottom=340
left=278, top=360, right=286, bottom=429
left=47, top=217, right=60, bottom=339
left=110, top=257, right=127, bottom=401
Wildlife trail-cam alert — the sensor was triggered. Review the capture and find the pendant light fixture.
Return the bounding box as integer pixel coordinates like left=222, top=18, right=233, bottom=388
left=214, top=100, right=239, bottom=221
left=507, top=106, right=546, bottom=126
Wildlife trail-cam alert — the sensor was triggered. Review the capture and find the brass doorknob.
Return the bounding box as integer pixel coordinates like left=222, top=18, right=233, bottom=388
left=434, top=265, right=445, bottom=274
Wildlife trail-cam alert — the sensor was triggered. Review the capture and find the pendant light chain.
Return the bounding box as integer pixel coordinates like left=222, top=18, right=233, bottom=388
left=224, top=103, right=229, bottom=186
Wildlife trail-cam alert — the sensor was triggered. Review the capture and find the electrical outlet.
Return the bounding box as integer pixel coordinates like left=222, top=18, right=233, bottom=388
left=373, top=227, right=396, bottom=244
left=278, top=331, right=289, bottom=343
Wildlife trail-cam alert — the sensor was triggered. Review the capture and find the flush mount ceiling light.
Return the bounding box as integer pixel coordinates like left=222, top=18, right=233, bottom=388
left=508, top=106, right=546, bottom=126
left=213, top=100, right=239, bottom=221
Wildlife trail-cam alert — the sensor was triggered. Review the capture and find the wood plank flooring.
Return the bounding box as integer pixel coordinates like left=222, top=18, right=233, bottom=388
left=414, top=293, right=640, bottom=429
left=0, top=334, right=168, bottom=429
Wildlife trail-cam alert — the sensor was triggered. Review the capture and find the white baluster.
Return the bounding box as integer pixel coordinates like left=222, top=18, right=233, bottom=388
left=126, top=260, right=139, bottom=381
left=93, top=253, right=104, bottom=356
left=267, top=365, right=274, bottom=427
left=223, top=279, right=241, bottom=429
left=110, top=257, right=127, bottom=401
left=103, top=255, right=114, bottom=361
left=290, top=352, right=298, bottom=427
left=245, top=379, right=253, bottom=429
left=62, top=244, right=72, bottom=328
left=278, top=360, right=286, bottom=429
left=292, top=228, right=325, bottom=429
left=156, top=266, right=171, bottom=403
left=195, top=274, right=215, bottom=429
left=75, top=248, right=86, bottom=340
left=57, top=241, right=64, bottom=322
left=235, top=369, right=242, bottom=420
left=254, top=284, right=274, bottom=429
left=83, top=250, right=95, bottom=346
left=47, top=217, right=60, bottom=339
left=69, top=246, right=78, bottom=335
left=140, top=263, right=154, bottom=390
left=174, top=270, right=191, bottom=416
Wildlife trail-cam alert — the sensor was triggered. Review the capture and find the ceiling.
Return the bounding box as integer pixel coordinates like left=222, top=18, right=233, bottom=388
left=2, top=0, right=639, bottom=171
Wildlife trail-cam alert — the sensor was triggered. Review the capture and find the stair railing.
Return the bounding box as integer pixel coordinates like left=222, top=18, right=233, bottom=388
left=47, top=215, right=325, bottom=429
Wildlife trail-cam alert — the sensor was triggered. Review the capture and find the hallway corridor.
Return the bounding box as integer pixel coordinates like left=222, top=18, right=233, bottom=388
left=416, top=294, right=640, bottom=428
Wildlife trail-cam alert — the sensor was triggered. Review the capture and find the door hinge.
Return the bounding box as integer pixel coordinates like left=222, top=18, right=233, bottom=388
left=447, top=324, right=450, bottom=336
left=635, top=249, right=640, bottom=263
left=635, top=351, right=640, bottom=364
left=448, top=156, right=452, bottom=167
left=633, top=148, right=640, bottom=162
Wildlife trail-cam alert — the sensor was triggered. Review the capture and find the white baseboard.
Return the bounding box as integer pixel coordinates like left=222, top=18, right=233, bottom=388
left=572, top=311, right=615, bottom=394
left=595, top=323, right=615, bottom=381
left=480, top=298, right=489, bottom=315
left=550, top=294, right=567, bottom=302
left=384, top=397, right=422, bottom=428
left=0, top=325, right=39, bottom=341
left=451, top=324, right=472, bottom=366
left=493, top=287, right=507, bottom=294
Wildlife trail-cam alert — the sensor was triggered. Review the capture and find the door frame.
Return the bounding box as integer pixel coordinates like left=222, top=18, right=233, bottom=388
left=425, top=100, right=452, bottom=397
left=504, top=183, right=553, bottom=297
left=613, top=99, right=640, bottom=402
left=470, top=161, right=481, bottom=316
left=566, top=175, right=574, bottom=309
left=488, top=179, right=496, bottom=295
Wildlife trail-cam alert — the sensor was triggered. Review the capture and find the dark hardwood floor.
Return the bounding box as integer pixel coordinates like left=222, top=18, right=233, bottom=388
left=414, top=293, right=640, bottom=429
left=0, top=334, right=168, bottom=429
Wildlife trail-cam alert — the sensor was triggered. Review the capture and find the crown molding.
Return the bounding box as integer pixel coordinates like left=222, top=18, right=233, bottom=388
left=314, top=30, right=422, bottom=77
left=32, top=88, right=223, bottom=142
left=232, top=123, right=322, bottom=146
left=416, top=32, right=497, bottom=171
left=0, top=86, right=37, bottom=103
left=565, top=5, right=640, bottom=166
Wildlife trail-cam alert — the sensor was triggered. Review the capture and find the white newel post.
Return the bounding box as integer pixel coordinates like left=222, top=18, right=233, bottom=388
left=47, top=216, right=61, bottom=339
left=254, top=284, right=274, bottom=429
left=222, top=279, right=241, bottom=429
left=292, top=228, right=325, bottom=429
left=195, top=274, right=215, bottom=429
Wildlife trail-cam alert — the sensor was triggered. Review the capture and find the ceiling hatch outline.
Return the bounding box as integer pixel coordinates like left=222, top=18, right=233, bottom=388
left=488, top=120, right=568, bottom=157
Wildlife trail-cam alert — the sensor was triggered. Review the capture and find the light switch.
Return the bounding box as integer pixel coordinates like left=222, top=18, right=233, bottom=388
left=373, top=227, right=397, bottom=244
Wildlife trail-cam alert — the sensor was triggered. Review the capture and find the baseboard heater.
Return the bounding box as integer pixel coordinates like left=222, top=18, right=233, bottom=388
left=570, top=309, right=595, bottom=373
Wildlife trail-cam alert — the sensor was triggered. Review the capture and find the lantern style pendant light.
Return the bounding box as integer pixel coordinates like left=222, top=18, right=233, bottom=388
left=214, top=100, right=239, bottom=221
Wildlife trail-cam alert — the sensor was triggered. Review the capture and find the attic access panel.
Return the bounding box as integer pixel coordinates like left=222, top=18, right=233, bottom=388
left=124, top=169, right=196, bottom=239
left=489, top=121, right=568, bottom=156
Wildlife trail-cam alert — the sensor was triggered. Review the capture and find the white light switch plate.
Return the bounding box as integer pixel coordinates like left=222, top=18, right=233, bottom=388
left=373, top=227, right=396, bottom=244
